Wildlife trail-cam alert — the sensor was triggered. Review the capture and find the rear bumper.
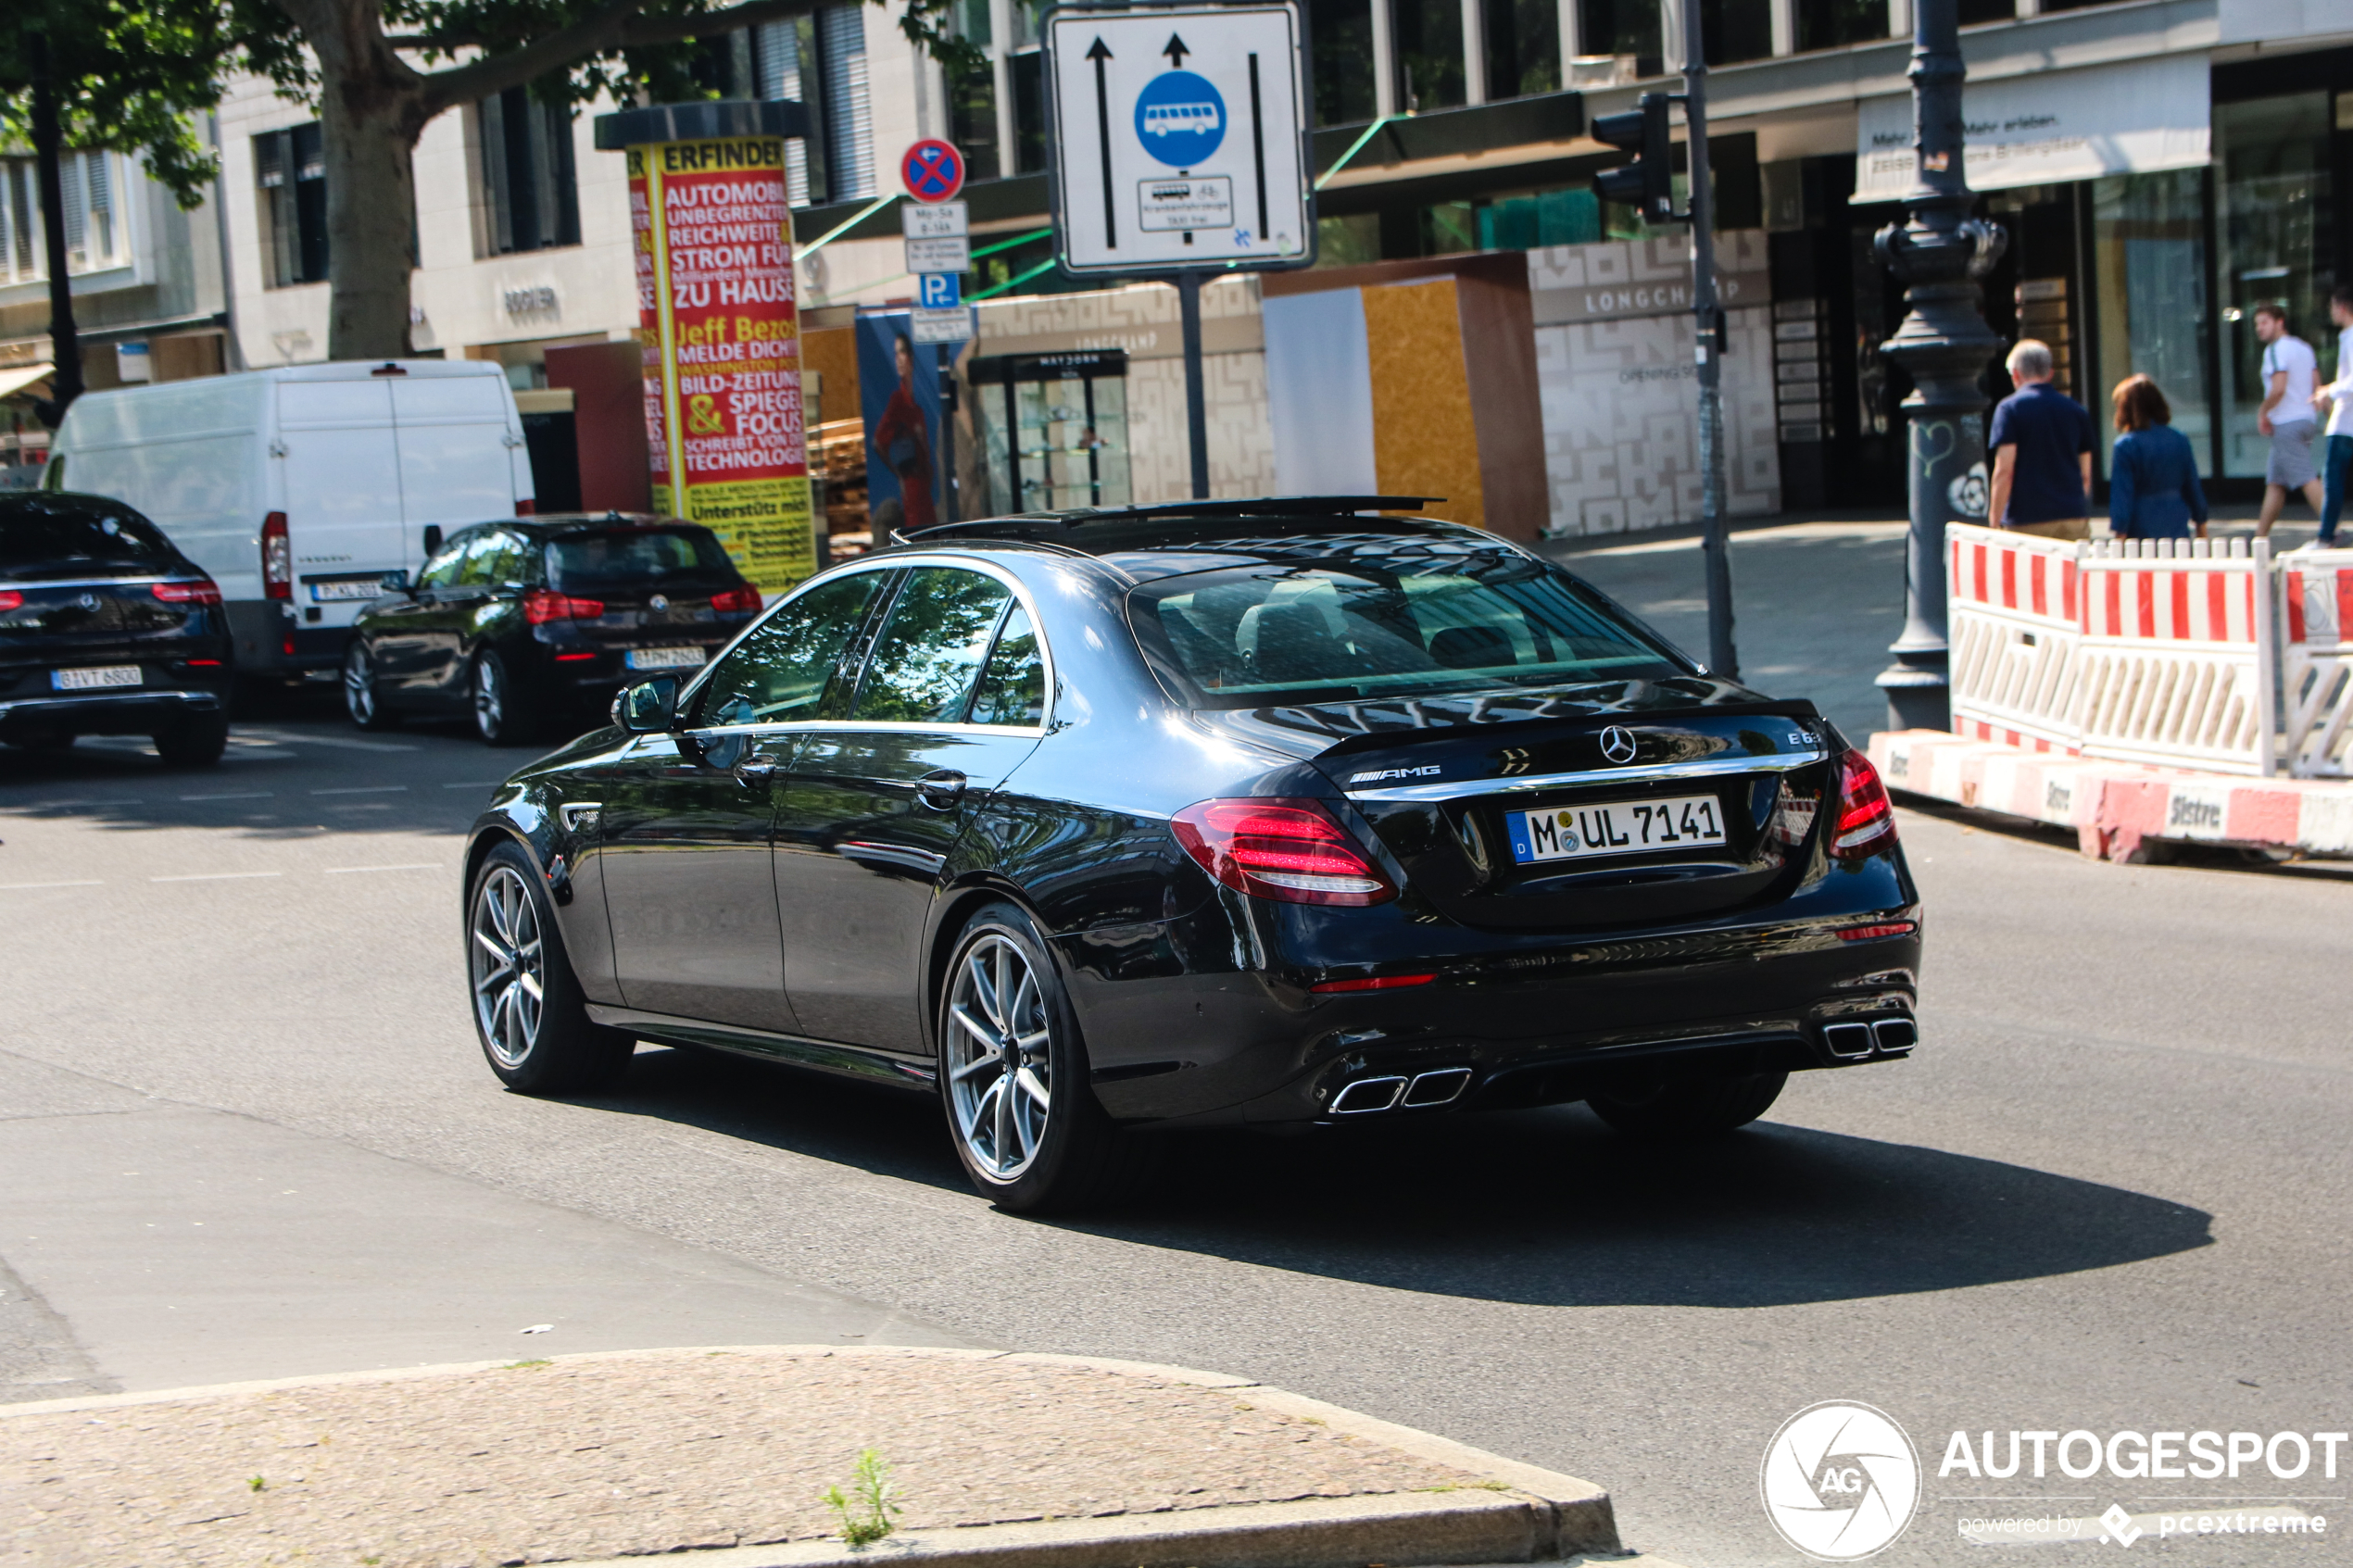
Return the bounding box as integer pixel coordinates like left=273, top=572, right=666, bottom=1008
left=0, top=687, right=226, bottom=735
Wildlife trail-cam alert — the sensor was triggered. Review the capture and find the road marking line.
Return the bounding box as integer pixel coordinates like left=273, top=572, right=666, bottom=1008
left=180, top=791, right=274, bottom=801
left=323, top=863, right=444, bottom=874
left=235, top=727, right=420, bottom=753
left=148, top=871, right=283, bottom=883
left=309, top=785, right=409, bottom=796
left=440, top=781, right=501, bottom=789
left=6, top=798, right=145, bottom=809
left=0, top=879, right=104, bottom=890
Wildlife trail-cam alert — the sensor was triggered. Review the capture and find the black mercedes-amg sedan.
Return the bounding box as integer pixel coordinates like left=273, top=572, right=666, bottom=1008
left=0, top=491, right=233, bottom=765
left=461, top=499, right=1921, bottom=1211
left=342, top=513, right=763, bottom=744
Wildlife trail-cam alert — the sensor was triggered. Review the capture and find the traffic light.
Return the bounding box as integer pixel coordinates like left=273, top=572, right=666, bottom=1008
left=1592, top=93, right=1675, bottom=224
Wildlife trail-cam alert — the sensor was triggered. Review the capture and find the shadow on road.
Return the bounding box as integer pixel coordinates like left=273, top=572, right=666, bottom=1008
left=598, top=1046, right=2213, bottom=1310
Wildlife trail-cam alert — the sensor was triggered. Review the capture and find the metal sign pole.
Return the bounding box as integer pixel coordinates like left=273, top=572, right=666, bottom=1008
left=1178, top=270, right=1210, bottom=499
left=1681, top=0, right=1735, bottom=680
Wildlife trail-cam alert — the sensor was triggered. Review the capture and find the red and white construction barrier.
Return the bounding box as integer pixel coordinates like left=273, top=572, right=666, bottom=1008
left=1869, top=730, right=2353, bottom=862
left=2281, top=548, right=2353, bottom=778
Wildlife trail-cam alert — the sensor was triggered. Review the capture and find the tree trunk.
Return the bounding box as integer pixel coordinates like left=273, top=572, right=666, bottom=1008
left=29, top=31, right=84, bottom=426
left=321, top=84, right=426, bottom=360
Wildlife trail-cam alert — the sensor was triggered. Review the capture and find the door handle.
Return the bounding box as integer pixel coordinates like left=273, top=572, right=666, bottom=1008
left=916, top=769, right=967, bottom=809
left=735, top=754, right=782, bottom=786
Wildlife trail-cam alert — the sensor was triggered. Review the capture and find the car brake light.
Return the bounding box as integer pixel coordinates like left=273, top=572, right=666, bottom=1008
left=554, top=651, right=598, bottom=661
left=1831, top=748, right=1898, bottom=858
left=1170, top=797, right=1396, bottom=906
left=522, top=587, right=606, bottom=624
left=1310, top=972, right=1437, bottom=993
left=515, top=498, right=535, bottom=516
left=153, top=577, right=223, bottom=606
left=0, top=590, right=20, bottom=612
left=261, top=512, right=291, bottom=600
left=711, top=583, right=763, bottom=614
left=1834, top=922, right=1917, bottom=942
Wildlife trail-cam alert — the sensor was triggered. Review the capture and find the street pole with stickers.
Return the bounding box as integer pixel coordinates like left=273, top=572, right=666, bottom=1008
left=1046, top=4, right=1314, bottom=501
left=901, top=140, right=975, bottom=522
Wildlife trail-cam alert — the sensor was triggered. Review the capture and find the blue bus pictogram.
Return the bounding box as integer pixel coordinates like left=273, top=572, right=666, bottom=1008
left=1133, top=71, right=1225, bottom=167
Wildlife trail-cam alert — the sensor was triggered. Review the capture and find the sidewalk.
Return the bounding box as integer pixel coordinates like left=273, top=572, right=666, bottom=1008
left=3, top=1346, right=1628, bottom=1568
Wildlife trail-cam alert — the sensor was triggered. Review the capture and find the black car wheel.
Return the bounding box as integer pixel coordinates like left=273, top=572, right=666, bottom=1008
left=342, top=641, right=399, bottom=730
left=1586, top=1071, right=1788, bottom=1138
left=471, top=651, right=533, bottom=746
left=938, top=902, right=1149, bottom=1213
left=152, top=712, right=229, bottom=767
left=468, top=841, right=634, bottom=1094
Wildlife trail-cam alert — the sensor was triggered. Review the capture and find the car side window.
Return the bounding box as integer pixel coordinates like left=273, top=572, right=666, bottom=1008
left=455, top=530, right=526, bottom=587
left=852, top=567, right=1013, bottom=724
left=416, top=537, right=469, bottom=590
left=692, top=571, right=890, bottom=729
left=968, top=605, right=1046, bottom=727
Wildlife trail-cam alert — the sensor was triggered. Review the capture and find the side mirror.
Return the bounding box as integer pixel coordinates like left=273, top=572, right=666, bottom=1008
left=614, top=674, right=681, bottom=734
left=422, top=524, right=444, bottom=558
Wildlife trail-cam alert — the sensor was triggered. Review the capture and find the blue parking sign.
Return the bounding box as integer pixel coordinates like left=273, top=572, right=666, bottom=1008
left=918, top=272, right=962, bottom=309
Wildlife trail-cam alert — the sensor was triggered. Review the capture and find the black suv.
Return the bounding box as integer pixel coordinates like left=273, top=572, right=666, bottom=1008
left=0, top=491, right=233, bottom=765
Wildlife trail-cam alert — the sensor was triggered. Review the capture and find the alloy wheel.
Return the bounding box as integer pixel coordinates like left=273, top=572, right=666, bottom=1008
left=343, top=645, right=376, bottom=725
left=471, top=864, right=544, bottom=1068
left=945, top=933, right=1054, bottom=1181
left=472, top=658, right=503, bottom=740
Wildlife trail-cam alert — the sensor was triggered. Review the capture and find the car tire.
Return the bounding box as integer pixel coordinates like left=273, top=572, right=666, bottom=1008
left=342, top=641, right=399, bottom=730
left=937, top=901, right=1153, bottom=1214
left=152, top=712, right=230, bottom=767
left=1586, top=1071, right=1787, bottom=1138
left=471, top=651, right=535, bottom=746
left=467, top=840, right=634, bottom=1096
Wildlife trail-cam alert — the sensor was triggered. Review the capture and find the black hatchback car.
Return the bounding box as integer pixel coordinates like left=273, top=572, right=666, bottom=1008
left=0, top=491, right=233, bottom=765
left=460, top=500, right=1922, bottom=1211
left=342, top=513, right=763, bottom=744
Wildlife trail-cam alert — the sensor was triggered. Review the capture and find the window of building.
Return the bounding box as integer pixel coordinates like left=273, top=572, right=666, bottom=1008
left=0, top=151, right=131, bottom=284
left=1484, top=0, right=1561, bottom=99
left=2091, top=168, right=2211, bottom=477
left=1957, top=0, right=2015, bottom=22
left=1392, top=0, right=1466, bottom=112
left=753, top=6, right=875, bottom=205
left=478, top=86, right=581, bottom=255
left=1576, top=0, right=1663, bottom=73
left=945, top=0, right=1001, bottom=181
left=819, top=4, right=875, bottom=198
left=1794, top=0, right=1889, bottom=53
left=2215, top=92, right=2334, bottom=480
left=1310, top=0, right=1379, bottom=124
left=255, top=123, right=329, bottom=288
left=753, top=18, right=831, bottom=206
left=1701, top=0, right=1772, bottom=64
left=1010, top=49, right=1048, bottom=174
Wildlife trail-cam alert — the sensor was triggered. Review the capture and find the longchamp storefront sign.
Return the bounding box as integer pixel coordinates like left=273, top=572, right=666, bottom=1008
left=1855, top=55, right=2209, bottom=203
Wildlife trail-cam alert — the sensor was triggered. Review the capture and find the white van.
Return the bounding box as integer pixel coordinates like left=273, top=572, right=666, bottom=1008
left=44, top=360, right=535, bottom=682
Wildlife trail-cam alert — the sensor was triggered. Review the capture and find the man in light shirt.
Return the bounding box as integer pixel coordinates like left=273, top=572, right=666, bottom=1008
left=2254, top=303, right=2323, bottom=538
left=2308, top=286, right=2353, bottom=548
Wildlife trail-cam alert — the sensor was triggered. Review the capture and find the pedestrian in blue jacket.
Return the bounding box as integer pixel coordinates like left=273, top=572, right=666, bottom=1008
left=2108, top=375, right=2208, bottom=541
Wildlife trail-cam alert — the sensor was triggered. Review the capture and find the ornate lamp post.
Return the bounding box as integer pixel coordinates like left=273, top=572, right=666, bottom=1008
left=1873, top=0, right=2006, bottom=733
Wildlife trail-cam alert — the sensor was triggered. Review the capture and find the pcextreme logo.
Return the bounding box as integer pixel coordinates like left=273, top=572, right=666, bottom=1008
left=1761, top=1401, right=1922, bottom=1561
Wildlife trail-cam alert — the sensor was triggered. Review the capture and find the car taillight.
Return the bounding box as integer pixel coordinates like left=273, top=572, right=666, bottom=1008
left=1831, top=748, right=1897, bottom=858
left=261, top=512, right=291, bottom=599
left=1169, top=797, right=1396, bottom=907
left=153, top=577, right=223, bottom=606
left=515, top=498, right=535, bottom=516
left=0, top=590, right=20, bottom=612
left=1310, top=972, right=1437, bottom=993
left=522, top=587, right=606, bottom=624
left=711, top=583, right=763, bottom=614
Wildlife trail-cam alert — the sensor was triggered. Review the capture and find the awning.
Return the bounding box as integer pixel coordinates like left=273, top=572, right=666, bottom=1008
left=0, top=362, right=55, bottom=400
left=1855, top=55, right=2208, bottom=204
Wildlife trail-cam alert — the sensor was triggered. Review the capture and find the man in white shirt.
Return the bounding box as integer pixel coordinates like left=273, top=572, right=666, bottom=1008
left=2307, top=286, right=2353, bottom=548
left=2255, top=303, right=2323, bottom=538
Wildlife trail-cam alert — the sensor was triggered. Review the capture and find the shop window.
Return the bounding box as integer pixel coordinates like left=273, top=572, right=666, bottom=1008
left=1484, top=0, right=1561, bottom=99
left=1391, top=0, right=1466, bottom=113
left=256, top=123, right=329, bottom=287
left=2215, top=93, right=2334, bottom=480
left=820, top=3, right=875, bottom=198
left=478, top=86, right=581, bottom=255
left=1701, top=0, right=1771, bottom=65
left=1011, top=51, right=1048, bottom=174
left=971, top=351, right=1130, bottom=515
left=1310, top=0, right=1379, bottom=125
left=1576, top=0, right=1663, bottom=74
left=754, top=18, right=832, bottom=205
left=2091, top=168, right=2212, bottom=477
left=1794, top=0, right=1889, bottom=53
left=1480, top=189, right=1601, bottom=249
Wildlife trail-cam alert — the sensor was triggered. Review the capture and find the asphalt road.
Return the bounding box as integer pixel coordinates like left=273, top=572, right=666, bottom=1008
left=4, top=560, right=2348, bottom=1567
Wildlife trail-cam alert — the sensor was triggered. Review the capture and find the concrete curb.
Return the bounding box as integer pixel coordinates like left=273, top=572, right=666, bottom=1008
left=3, top=1345, right=1629, bottom=1567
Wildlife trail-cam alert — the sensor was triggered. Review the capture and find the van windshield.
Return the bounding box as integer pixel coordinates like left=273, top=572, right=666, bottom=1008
left=546, top=527, right=736, bottom=592
left=1127, top=553, right=1690, bottom=709
left=0, top=495, right=180, bottom=577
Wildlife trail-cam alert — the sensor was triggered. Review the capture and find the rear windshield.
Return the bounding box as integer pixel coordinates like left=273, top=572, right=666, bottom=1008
left=1128, top=552, right=1690, bottom=708
left=547, top=527, right=736, bottom=591
left=0, top=494, right=180, bottom=575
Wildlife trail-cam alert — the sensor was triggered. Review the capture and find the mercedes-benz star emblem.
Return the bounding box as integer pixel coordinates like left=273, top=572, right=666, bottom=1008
left=77, top=594, right=98, bottom=610
left=1599, top=725, right=1639, bottom=765
left=648, top=594, right=669, bottom=611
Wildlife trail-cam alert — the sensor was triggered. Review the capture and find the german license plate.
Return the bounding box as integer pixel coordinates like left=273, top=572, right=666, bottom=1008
left=52, top=665, right=142, bottom=691
left=625, top=646, right=706, bottom=671
left=308, top=578, right=387, bottom=602
left=1506, top=794, right=1727, bottom=864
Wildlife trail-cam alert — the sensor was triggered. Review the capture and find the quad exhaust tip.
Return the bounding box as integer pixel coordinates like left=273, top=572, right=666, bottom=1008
left=1331, top=1068, right=1473, bottom=1115
left=1824, top=1019, right=1917, bottom=1060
